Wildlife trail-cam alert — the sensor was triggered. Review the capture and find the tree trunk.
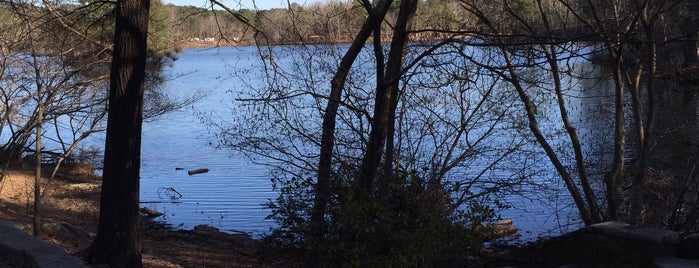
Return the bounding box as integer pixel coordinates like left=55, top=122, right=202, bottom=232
left=605, top=48, right=626, bottom=221
left=356, top=0, right=392, bottom=193
left=682, top=0, right=699, bottom=67
left=627, top=62, right=646, bottom=224
left=531, top=0, right=603, bottom=223
left=630, top=9, right=658, bottom=225
left=381, top=0, right=418, bottom=184
left=500, top=49, right=595, bottom=225
left=354, top=1, right=419, bottom=263
left=84, top=0, right=150, bottom=266
left=356, top=0, right=418, bottom=193
left=545, top=44, right=603, bottom=223
left=33, top=99, right=42, bottom=237
left=309, top=8, right=386, bottom=267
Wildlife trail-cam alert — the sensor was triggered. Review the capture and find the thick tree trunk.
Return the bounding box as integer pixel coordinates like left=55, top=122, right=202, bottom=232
left=353, top=1, right=419, bottom=264
left=84, top=0, right=149, bottom=267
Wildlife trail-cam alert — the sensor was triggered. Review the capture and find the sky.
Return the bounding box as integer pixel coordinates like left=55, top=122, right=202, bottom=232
left=162, top=0, right=327, bottom=10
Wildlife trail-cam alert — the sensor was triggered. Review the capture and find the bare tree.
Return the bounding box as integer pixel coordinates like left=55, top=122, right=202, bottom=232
left=0, top=2, right=112, bottom=236
left=459, top=0, right=607, bottom=225
left=458, top=0, right=697, bottom=227
left=213, top=0, right=532, bottom=265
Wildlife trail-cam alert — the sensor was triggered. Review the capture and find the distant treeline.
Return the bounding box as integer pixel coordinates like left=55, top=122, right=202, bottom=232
left=163, top=0, right=468, bottom=47
left=163, top=0, right=697, bottom=54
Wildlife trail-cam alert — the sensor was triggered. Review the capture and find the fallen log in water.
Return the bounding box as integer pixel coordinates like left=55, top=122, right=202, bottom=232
left=475, top=219, right=518, bottom=241
left=188, top=168, right=209, bottom=175
left=139, top=207, right=164, bottom=217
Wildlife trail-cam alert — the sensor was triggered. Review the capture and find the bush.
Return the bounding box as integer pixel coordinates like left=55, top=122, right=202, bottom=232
left=265, top=167, right=501, bottom=267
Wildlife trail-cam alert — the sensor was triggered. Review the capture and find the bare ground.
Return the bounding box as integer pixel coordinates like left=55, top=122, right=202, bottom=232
left=0, top=170, right=295, bottom=268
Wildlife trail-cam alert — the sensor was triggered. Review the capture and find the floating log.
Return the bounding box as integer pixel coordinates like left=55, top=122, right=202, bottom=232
left=175, top=167, right=184, bottom=170
left=139, top=207, right=164, bottom=217
left=188, top=168, right=209, bottom=175
left=476, top=219, right=518, bottom=241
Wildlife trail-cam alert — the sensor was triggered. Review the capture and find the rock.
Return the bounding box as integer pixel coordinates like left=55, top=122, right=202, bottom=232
left=679, top=233, right=699, bottom=259
left=588, top=222, right=679, bottom=260
left=57, top=163, right=98, bottom=181
left=0, top=221, right=87, bottom=267
left=655, top=256, right=699, bottom=268
left=193, top=224, right=220, bottom=234
left=477, top=221, right=681, bottom=267
left=41, top=222, right=92, bottom=242
left=591, top=221, right=679, bottom=246
left=190, top=225, right=256, bottom=247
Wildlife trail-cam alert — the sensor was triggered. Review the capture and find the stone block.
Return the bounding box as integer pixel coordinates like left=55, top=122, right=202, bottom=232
left=0, top=221, right=87, bottom=267
left=679, top=233, right=699, bottom=259
left=655, top=256, right=699, bottom=268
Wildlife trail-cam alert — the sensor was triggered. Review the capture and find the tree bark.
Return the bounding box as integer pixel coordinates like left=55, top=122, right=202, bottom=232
left=605, top=47, right=626, bottom=221
left=356, top=0, right=392, bottom=193
left=682, top=0, right=699, bottom=67
left=500, top=49, right=595, bottom=225
left=34, top=94, right=42, bottom=237
left=356, top=0, right=418, bottom=193
left=534, top=0, right=603, bottom=223
left=84, top=0, right=149, bottom=266
left=309, top=1, right=392, bottom=266
left=381, top=0, right=418, bottom=184
left=546, top=44, right=603, bottom=223
left=630, top=7, right=658, bottom=225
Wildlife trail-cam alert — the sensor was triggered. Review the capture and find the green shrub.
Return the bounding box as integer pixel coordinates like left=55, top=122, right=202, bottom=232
left=265, top=167, right=501, bottom=267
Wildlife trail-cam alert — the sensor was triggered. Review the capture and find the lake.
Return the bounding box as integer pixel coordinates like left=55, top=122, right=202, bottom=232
left=139, top=46, right=277, bottom=235
left=135, top=45, right=611, bottom=239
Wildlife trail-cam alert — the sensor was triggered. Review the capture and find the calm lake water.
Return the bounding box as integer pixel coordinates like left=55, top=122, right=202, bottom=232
left=135, top=45, right=608, bottom=239
left=139, top=46, right=277, bottom=235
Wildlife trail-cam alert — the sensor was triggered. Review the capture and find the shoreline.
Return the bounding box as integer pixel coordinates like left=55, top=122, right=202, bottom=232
left=0, top=169, right=292, bottom=267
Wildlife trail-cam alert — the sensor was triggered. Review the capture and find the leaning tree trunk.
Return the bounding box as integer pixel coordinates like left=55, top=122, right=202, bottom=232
left=381, top=0, right=418, bottom=186
left=500, top=49, right=595, bottom=225
left=309, top=5, right=389, bottom=266
left=546, top=44, right=603, bottom=223
left=356, top=0, right=391, bottom=193
left=84, top=0, right=149, bottom=267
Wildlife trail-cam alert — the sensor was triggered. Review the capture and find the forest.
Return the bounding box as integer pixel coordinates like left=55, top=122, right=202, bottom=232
left=0, top=0, right=698, bottom=267
left=162, top=0, right=468, bottom=46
